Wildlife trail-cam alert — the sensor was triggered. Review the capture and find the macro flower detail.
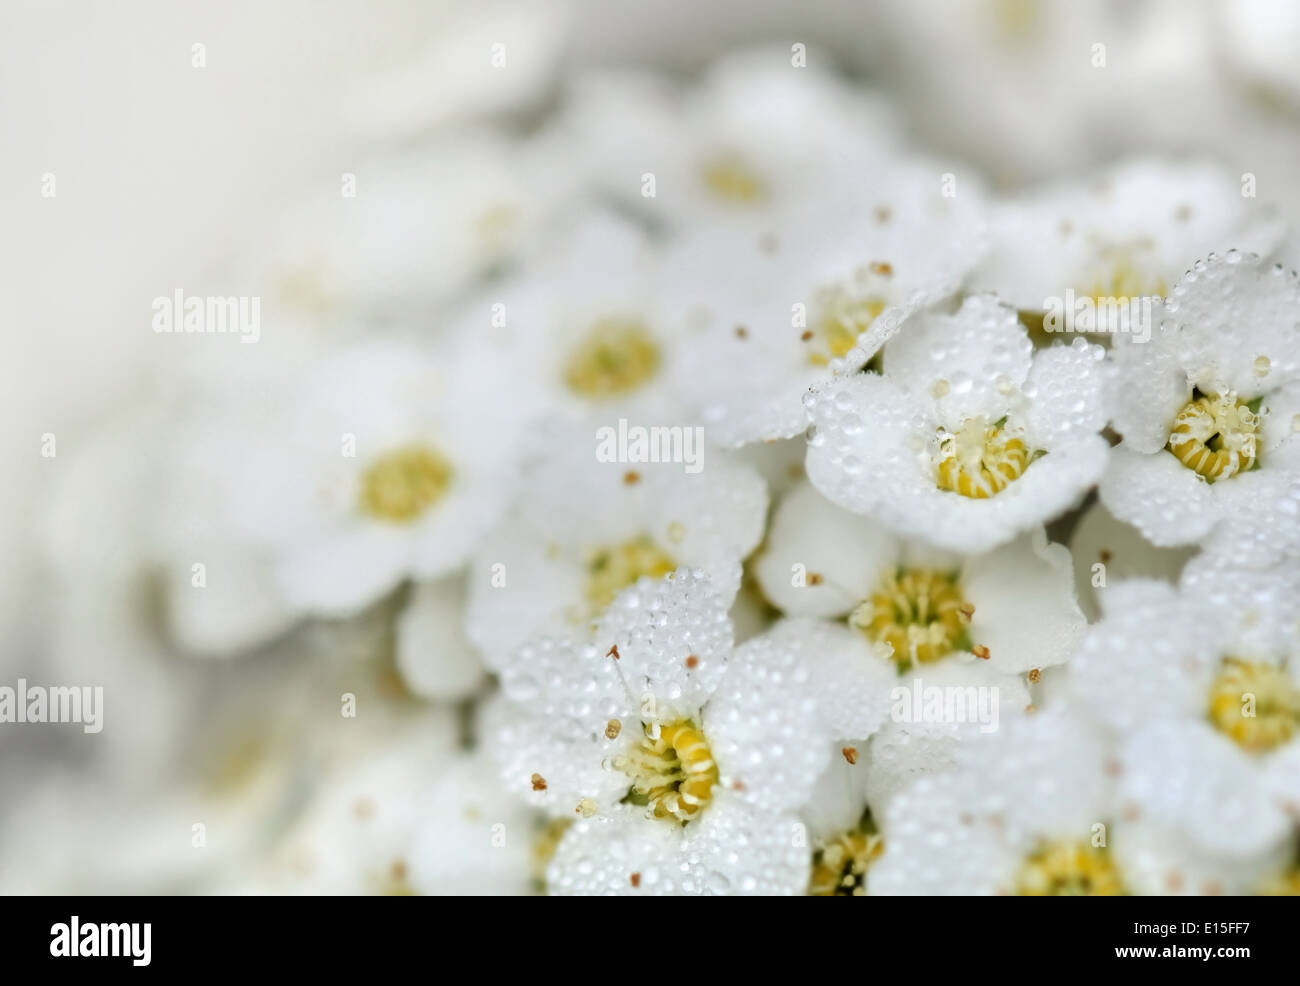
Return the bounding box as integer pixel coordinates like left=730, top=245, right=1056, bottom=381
left=804, top=294, right=1111, bottom=553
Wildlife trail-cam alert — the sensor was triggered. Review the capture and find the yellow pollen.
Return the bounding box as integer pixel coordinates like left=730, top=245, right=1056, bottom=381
left=615, top=720, right=719, bottom=824
left=1013, top=841, right=1126, bottom=896
left=807, top=280, right=888, bottom=367
left=1167, top=393, right=1259, bottom=482
left=850, top=569, right=971, bottom=669
left=583, top=536, right=676, bottom=613
left=699, top=156, right=767, bottom=204
left=1207, top=658, right=1299, bottom=753
left=563, top=317, right=661, bottom=399
left=358, top=445, right=455, bottom=523
left=935, top=417, right=1032, bottom=499
left=809, top=822, right=884, bottom=896
left=1080, top=242, right=1167, bottom=302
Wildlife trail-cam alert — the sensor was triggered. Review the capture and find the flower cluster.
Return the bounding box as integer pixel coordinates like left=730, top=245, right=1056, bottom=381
left=25, top=41, right=1300, bottom=897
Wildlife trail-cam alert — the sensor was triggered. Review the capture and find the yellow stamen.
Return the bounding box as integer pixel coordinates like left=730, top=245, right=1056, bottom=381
left=1207, top=658, right=1299, bottom=753
left=1168, top=393, right=1259, bottom=482
left=358, top=445, right=455, bottom=523
left=583, top=536, right=676, bottom=613
left=615, top=720, right=719, bottom=824
left=1013, top=841, right=1126, bottom=896
left=850, top=569, right=970, bottom=669
left=563, top=317, right=661, bottom=399
left=935, top=417, right=1032, bottom=498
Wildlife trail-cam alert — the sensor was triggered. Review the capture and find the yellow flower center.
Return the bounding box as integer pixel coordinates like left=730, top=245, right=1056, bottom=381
left=935, top=416, right=1032, bottom=499
left=358, top=445, right=455, bottom=523
left=805, top=266, right=892, bottom=367
left=1080, top=242, right=1168, bottom=302
left=1207, top=658, right=1299, bottom=753
left=809, top=818, right=885, bottom=896
left=583, top=536, right=677, bottom=613
left=1167, top=393, right=1259, bottom=482
left=1013, top=841, right=1126, bottom=895
left=563, top=317, right=661, bottom=399
left=700, top=155, right=767, bottom=204
left=1258, top=865, right=1300, bottom=895
left=850, top=569, right=971, bottom=670
left=615, top=720, right=719, bottom=824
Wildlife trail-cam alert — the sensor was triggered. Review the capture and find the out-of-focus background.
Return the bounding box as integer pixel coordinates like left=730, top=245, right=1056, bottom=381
left=4, top=0, right=1299, bottom=893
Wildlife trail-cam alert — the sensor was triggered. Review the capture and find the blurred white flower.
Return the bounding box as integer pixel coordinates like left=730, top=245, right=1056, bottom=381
left=1102, top=252, right=1300, bottom=559
left=466, top=427, right=766, bottom=668
left=1071, top=576, right=1300, bottom=891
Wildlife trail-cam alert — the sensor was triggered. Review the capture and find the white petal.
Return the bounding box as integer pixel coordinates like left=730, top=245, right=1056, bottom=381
left=961, top=528, right=1087, bottom=674
left=1098, top=445, right=1218, bottom=547
left=1120, top=720, right=1292, bottom=857
left=395, top=575, right=487, bottom=701
left=753, top=479, right=900, bottom=618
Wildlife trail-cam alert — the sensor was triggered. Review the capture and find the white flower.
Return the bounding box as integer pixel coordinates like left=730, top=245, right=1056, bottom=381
left=871, top=707, right=1125, bottom=895
left=974, top=159, right=1284, bottom=324
left=547, top=47, right=904, bottom=237
left=753, top=478, right=1081, bottom=805
left=799, top=743, right=880, bottom=895
left=1071, top=575, right=1300, bottom=891
left=473, top=209, right=683, bottom=424
left=156, top=339, right=524, bottom=621
left=662, top=161, right=987, bottom=446
left=466, top=427, right=766, bottom=669
left=236, top=133, right=557, bottom=329
left=1101, top=252, right=1300, bottom=560
left=232, top=714, right=461, bottom=895
left=490, top=571, right=827, bottom=895
left=805, top=294, right=1111, bottom=553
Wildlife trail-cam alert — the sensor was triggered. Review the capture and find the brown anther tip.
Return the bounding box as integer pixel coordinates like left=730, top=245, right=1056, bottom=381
left=841, top=746, right=859, bottom=765
left=530, top=773, right=547, bottom=791
left=606, top=644, right=620, bottom=660
left=629, top=872, right=641, bottom=888
left=1099, top=548, right=1113, bottom=564
left=800, top=330, right=813, bottom=341
left=1104, top=758, right=1122, bottom=777
left=957, top=603, right=976, bottom=622
left=1024, top=704, right=1036, bottom=714
left=1166, top=872, right=1184, bottom=893
left=874, top=206, right=892, bottom=224
left=1027, top=668, right=1042, bottom=684
left=605, top=719, right=622, bottom=740
left=623, top=470, right=640, bottom=485
left=731, top=780, right=746, bottom=792
left=685, top=655, right=699, bottom=669
left=390, top=860, right=408, bottom=881
left=734, top=325, right=748, bottom=339
left=869, top=261, right=894, bottom=277
left=807, top=572, right=824, bottom=586
left=971, top=644, right=990, bottom=660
